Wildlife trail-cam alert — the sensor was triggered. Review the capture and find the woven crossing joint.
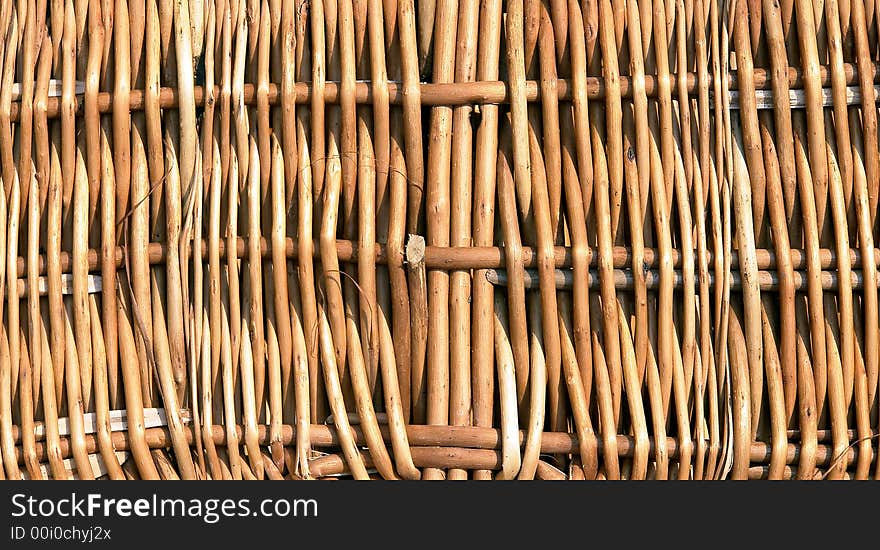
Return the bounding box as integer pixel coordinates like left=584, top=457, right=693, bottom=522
left=0, top=0, right=879, bottom=480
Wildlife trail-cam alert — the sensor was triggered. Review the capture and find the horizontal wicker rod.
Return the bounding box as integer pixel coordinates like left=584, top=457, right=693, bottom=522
left=306, top=449, right=519, bottom=476
left=486, top=267, right=879, bottom=291
left=10, top=266, right=874, bottom=299
left=11, top=424, right=865, bottom=469
left=9, top=238, right=879, bottom=278
left=8, top=62, right=880, bottom=122
left=746, top=467, right=803, bottom=480
left=421, top=246, right=880, bottom=271
left=787, top=429, right=868, bottom=442
left=14, top=410, right=869, bottom=446
left=309, top=445, right=864, bottom=477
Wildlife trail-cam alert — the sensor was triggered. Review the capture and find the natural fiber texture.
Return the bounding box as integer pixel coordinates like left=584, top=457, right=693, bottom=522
left=0, top=0, right=878, bottom=480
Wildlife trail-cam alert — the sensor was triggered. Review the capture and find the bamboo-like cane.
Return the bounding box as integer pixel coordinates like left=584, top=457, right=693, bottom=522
left=517, top=293, right=546, bottom=480
left=446, top=0, right=478, bottom=481
left=317, top=302, right=368, bottom=479
left=0, top=194, right=17, bottom=478
left=422, top=0, right=457, bottom=481
left=406, top=235, right=428, bottom=424
left=469, top=0, right=502, bottom=482
left=493, top=291, right=522, bottom=480
left=19, top=6, right=39, bottom=482
left=496, top=118, right=530, bottom=424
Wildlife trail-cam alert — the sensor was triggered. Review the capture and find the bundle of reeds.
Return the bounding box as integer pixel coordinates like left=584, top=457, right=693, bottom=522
left=0, top=0, right=878, bottom=480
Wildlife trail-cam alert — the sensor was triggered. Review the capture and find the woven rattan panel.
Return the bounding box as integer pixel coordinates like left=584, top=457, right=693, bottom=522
left=1, top=0, right=878, bottom=479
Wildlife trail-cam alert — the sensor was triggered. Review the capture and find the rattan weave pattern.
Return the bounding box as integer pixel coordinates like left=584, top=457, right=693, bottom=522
left=1, top=0, right=879, bottom=480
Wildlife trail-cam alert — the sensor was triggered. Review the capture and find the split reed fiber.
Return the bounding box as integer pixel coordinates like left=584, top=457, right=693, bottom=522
left=0, top=0, right=879, bottom=480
